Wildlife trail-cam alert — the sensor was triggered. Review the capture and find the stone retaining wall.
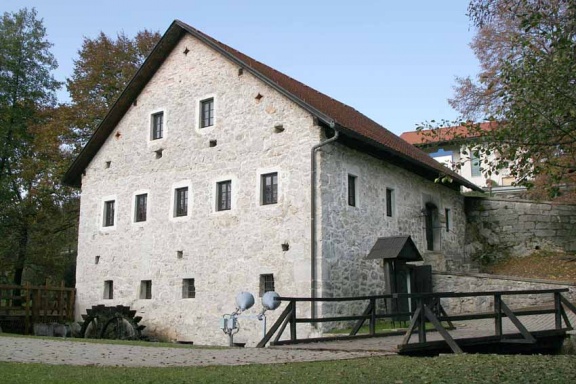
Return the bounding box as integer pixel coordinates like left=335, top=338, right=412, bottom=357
left=465, top=196, right=576, bottom=262
left=433, top=272, right=576, bottom=314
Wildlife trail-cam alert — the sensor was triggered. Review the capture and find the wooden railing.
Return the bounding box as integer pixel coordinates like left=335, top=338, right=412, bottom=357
left=257, top=289, right=576, bottom=353
left=0, top=282, right=75, bottom=334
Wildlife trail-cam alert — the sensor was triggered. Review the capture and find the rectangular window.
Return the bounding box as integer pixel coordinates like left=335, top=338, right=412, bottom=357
left=103, top=200, right=115, bottom=227
left=217, top=180, right=232, bottom=211
left=151, top=112, right=163, bottom=140
left=200, top=98, right=214, bottom=128
left=471, top=153, right=481, bottom=177
left=103, top=280, right=113, bottom=300
left=445, top=208, right=451, bottom=232
left=175, top=187, right=188, bottom=217
left=386, top=188, right=394, bottom=217
left=140, top=280, right=152, bottom=299
left=261, top=173, right=278, bottom=205
left=135, top=194, right=147, bottom=222
left=259, top=274, right=275, bottom=297
left=348, top=174, right=357, bottom=207
left=182, top=278, right=196, bottom=299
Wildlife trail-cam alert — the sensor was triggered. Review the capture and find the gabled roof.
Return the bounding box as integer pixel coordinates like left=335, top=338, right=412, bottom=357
left=400, top=122, right=497, bottom=146
left=365, top=236, right=422, bottom=262
left=63, top=20, right=482, bottom=192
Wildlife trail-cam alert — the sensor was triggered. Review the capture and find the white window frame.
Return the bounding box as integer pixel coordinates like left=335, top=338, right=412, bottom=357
left=100, top=195, right=117, bottom=231
left=257, top=168, right=281, bottom=207
left=132, top=189, right=150, bottom=225
left=148, top=108, right=167, bottom=144
left=195, top=94, right=216, bottom=133
left=169, top=180, right=192, bottom=221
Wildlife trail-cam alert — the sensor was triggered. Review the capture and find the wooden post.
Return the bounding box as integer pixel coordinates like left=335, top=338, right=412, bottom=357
left=417, top=298, right=426, bottom=343
left=58, top=281, right=65, bottom=322
left=24, top=283, right=31, bottom=335
left=554, top=292, right=562, bottom=329
left=369, top=298, right=376, bottom=336
left=289, top=301, right=297, bottom=342
left=68, top=288, right=76, bottom=322
left=494, top=294, right=502, bottom=337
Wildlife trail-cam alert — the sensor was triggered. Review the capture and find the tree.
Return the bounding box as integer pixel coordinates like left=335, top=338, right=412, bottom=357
left=0, top=8, right=77, bottom=286
left=65, top=30, right=161, bottom=150
left=422, top=0, right=576, bottom=200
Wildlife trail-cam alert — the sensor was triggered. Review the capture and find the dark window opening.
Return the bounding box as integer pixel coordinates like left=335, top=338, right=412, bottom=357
left=259, top=274, right=275, bottom=297
left=348, top=174, right=357, bottom=207
left=135, top=194, right=147, bottom=222
left=151, top=112, right=164, bottom=140
left=103, top=200, right=115, bottom=227
left=445, top=208, right=451, bottom=232
left=217, top=180, right=231, bottom=211
left=140, top=280, right=152, bottom=299
left=104, top=280, right=113, bottom=299
left=175, top=187, right=188, bottom=217
left=200, top=98, right=214, bottom=128
left=182, top=278, right=196, bottom=299
left=209, top=140, right=217, bottom=147
left=386, top=188, right=394, bottom=217
left=261, top=173, right=278, bottom=205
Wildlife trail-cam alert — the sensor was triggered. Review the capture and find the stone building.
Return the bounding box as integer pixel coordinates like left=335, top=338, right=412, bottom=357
left=63, top=20, right=480, bottom=346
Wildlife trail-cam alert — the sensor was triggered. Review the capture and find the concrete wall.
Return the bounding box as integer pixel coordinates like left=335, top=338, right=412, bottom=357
left=434, top=272, right=576, bottom=314
left=465, top=197, right=576, bottom=262
left=76, top=33, right=321, bottom=346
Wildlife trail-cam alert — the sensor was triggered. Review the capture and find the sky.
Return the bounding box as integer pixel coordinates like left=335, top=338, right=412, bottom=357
left=5, top=0, right=479, bottom=135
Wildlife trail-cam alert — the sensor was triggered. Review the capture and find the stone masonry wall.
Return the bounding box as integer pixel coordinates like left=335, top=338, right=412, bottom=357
left=465, top=196, right=576, bottom=263
left=317, top=143, right=469, bottom=318
left=434, top=272, right=576, bottom=314
left=76, top=34, right=322, bottom=346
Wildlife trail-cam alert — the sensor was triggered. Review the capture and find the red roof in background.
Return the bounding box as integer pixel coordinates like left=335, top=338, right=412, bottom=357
left=400, top=122, right=497, bottom=145
left=63, top=20, right=481, bottom=191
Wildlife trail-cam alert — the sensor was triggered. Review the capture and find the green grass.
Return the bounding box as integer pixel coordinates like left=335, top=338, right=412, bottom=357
left=1, top=354, right=575, bottom=383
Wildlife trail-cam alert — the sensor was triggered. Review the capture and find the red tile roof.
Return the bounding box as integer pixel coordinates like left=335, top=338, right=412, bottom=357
left=63, top=20, right=481, bottom=191
left=400, top=122, right=497, bottom=145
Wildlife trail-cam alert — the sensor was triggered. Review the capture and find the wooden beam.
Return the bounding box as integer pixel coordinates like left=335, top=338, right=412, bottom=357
left=424, top=305, right=463, bottom=354
left=256, top=301, right=293, bottom=348
left=350, top=301, right=373, bottom=336
left=500, top=301, right=536, bottom=344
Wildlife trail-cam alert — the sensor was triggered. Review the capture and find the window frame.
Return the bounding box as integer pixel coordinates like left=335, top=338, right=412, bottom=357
left=445, top=208, right=452, bottom=232
left=347, top=174, right=357, bottom=207
left=103, top=280, right=113, bottom=300
left=174, top=187, right=189, bottom=217
left=216, top=180, right=232, bottom=211
left=182, top=278, right=196, bottom=299
left=261, top=172, right=278, bottom=205
left=386, top=188, right=395, bottom=217
left=471, top=152, right=482, bottom=177
left=140, top=280, right=152, bottom=300
left=134, top=193, right=148, bottom=222
left=151, top=111, right=164, bottom=140
left=259, top=274, right=275, bottom=297
left=103, top=200, right=115, bottom=227
left=200, top=98, right=214, bottom=128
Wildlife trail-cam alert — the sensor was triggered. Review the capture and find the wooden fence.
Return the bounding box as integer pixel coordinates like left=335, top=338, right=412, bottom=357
left=0, top=282, right=75, bottom=334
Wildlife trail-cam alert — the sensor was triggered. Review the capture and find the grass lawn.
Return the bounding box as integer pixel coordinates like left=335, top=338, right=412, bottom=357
left=1, top=354, right=575, bottom=383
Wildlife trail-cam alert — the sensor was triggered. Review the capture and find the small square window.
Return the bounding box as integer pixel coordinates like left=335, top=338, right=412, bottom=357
left=151, top=112, right=164, bottom=140
left=175, top=187, right=188, bottom=217
left=135, top=194, right=147, bottom=222
left=386, top=188, right=394, bottom=217
left=261, top=173, right=278, bottom=205
left=103, top=200, right=115, bottom=227
left=200, top=98, right=214, bottom=128
left=259, top=274, right=275, bottom=297
left=217, top=180, right=231, bottom=211
left=140, top=280, right=152, bottom=299
left=103, top=280, right=113, bottom=300
left=182, top=278, right=196, bottom=299
left=348, top=174, right=357, bottom=207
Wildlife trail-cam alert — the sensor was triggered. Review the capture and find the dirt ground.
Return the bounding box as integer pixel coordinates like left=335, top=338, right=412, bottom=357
left=486, top=251, right=576, bottom=282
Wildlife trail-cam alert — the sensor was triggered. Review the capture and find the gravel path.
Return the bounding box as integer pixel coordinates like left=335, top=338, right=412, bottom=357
left=0, top=336, right=390, bottom=367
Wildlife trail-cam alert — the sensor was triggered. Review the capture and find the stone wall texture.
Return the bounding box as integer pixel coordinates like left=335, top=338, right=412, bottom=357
left=433, top=272, right=576, bottom=314
left=76, top=34, right=321, bottom=346
left=465, top=196, right=576, bottom=261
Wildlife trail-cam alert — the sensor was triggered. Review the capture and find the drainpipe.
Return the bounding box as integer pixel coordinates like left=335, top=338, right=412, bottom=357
left=311, top=126, right=339, bottom=320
